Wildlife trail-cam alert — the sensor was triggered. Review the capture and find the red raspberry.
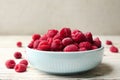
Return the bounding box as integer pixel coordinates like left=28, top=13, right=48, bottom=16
left=60, top=28, right=71, bottom=38
left=47, top=38, right=53, bottom=45
left=39, top=40, right=49, bottom=45
left=28, top=41, right=34, bottom=48
left=79, top=47, right=87, bottom=51
left=72, top=32, right=86, bottom=43
left=47, top=29, right=58, bottom=38
left=38, top=45, right=50, bottom=51
left=5, top=59, right=16, bottom=69
left=32, top=34, right=41, bottom=41
left=14, top=52, right=22, bottom=59
left=53, top=33, right=63, bottom=40
left=92, top=45, right=98, bottom=50
left=33, top=40, right=40, bottom=49
left=37, top=41, right=50, bottom=51
left=14, top=64, right=27, bottom=72
left=51, top=39, right=63, bottom=51
left=19, top=59, right=28, bottom=66
left=73, top=43, right=79, bottom=48
left=85, top=32, right=93, bottom=43
left=62, top=37, right=73, bottom=46
left=79, top=41, right=92, bottom=50
left=110, top=46, right=119, bottom=53
left=72, top=29, right=81, bottom=34
left=64, top=44, right=78, bottom=52
left=106, top=40, right=112, bottom=45
left=16, top=41, right=22, bottom=47
left=93, top=37, right=101, bottom=48
left=40, top=34, right=48, bottom=41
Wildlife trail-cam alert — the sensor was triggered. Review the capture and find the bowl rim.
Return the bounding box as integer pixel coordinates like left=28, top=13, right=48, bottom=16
left=26, top=46, right=104, bottom=54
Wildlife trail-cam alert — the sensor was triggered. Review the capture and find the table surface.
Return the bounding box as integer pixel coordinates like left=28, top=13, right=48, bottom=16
left=0, top=35, right=120, bottom=80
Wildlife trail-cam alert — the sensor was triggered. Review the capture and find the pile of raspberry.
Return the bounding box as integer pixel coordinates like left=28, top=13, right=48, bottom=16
left=28, top=28, right=102, bottom=52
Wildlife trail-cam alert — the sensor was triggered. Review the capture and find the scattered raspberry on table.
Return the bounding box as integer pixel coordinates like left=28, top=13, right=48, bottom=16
left=19, top=59, right=28, bottom=66
left=5, top=59, right=16, bottom=69
left=5, top=40, right=30, bottom=73
left=16, top=41, right=22, bottom=47
left=14, top=64, right=27, bottom=72
left=106, top=40, right=112, bottom=45
left=110, top=46, right=119, bottom=53
left=105, top=40, right=119, bottom=53
left=14, top=52, right=22, bottom=59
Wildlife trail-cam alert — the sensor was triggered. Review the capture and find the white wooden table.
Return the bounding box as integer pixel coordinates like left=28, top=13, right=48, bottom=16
left=0, top=35, right=120, bottom=80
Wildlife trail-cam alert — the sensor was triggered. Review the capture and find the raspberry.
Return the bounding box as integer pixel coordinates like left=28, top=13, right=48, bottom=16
left=72, top=32, right=86, bottom=43
left=14, top=52, right=22, bottom=59
left=14, top=64, right=27, bottom=72
left=64, top=44, right=78, bottom=52
left=73, top=43, right=79, bottom=48
left=38, top=45, right=50, bottom=51
left=5, top=59, right=16, bottom=69
left=40, top=34, right=48, bottom=41
left=79, top=47, right=87, bottom=51
left=79, top=41, right=92, bottom=50
left=33, top=40, right=40, bottom=49
left=19, top=59, right=28, bottom=66
left=93, top=37, right=101, bottom=48
left=39, top=40, right=48, bottom=45
left=110, top=46, right=119, bottom=53
left=92, top=45, right=98, bottom=50
left=60, top=28, right=71, bottom=38
left=28, top=41, right=34, bottom=48
left=47, top=38, right=53, bottom=45
left=16, top=41, right=22, bottom=47
left=85, top=32, right=93, bottom=43
left=62, top=37, right=73, bottom=46
left=72, top=29, right=81, bottom=34
left=53, top=33, right=63, bottom=40
left=47, top=29, right=58, bottom=38
left=106, top=40, right=112, bottom=45
left=37, top=41, right=50, bottom=51
left=32, top=34, right=41, bottom=41
left=51, top=39, right=63, bottom=51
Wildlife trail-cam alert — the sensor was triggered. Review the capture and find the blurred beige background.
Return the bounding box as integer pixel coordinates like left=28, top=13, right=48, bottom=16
left=0, top=0, right=120, bottom=35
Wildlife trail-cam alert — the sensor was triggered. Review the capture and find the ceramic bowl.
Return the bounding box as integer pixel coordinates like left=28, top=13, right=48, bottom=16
left=26, top=46, right=104, bottom=74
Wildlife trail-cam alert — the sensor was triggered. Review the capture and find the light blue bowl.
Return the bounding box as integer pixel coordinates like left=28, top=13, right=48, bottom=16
left=26, top=46, right=104, bottom=74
